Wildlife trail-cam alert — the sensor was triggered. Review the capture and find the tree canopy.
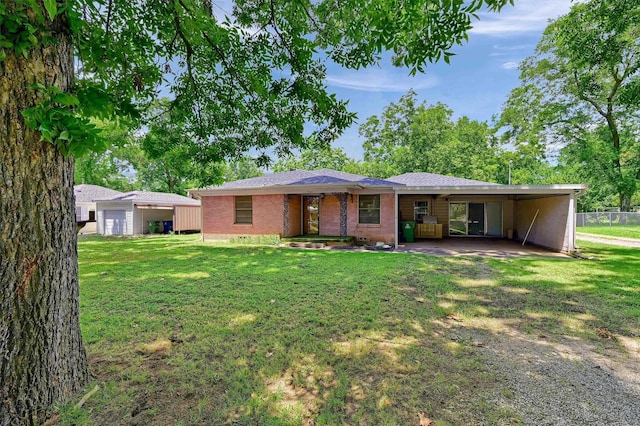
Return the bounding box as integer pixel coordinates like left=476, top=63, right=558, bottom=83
left=499, top=0, right=640, bottom=210
left=1, top=1, right=515, bottom=423
left=360, top=90, right=502, bottom=181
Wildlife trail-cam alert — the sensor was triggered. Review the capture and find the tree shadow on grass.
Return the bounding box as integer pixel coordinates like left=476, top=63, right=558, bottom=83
left=409, top=245, right=640, bottom=425
left=71, top=240, right=639, bottom=425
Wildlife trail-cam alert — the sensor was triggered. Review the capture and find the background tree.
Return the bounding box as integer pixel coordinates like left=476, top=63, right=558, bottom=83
left=134, top=104, right=224, bottom=194
left=272, top=137, right=356, bottom=172
left=74, top=120, right=137, bottom=191
left=1, top=0, right=513, bottom=422
left=492, top=143, right=562, bottom=186
left=361, top=91, right=501, bottom=181
left=222, top=157, right=265, bottom=182
left=499, top=0, right=640, bottom=211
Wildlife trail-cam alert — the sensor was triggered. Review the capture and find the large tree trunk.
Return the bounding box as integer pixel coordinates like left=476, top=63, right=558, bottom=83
left=0, top=5, right=89, bottom=425
left=620, top=193, right=632, bottom=213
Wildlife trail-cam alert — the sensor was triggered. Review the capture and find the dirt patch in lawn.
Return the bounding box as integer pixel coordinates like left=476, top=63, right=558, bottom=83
left=87, top=341, right=220, bottom=426
left=262, top=356, right=337, bottom=425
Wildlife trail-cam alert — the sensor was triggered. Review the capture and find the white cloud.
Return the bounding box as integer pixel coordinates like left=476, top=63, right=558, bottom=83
left=492, top=44, right=534, bottom=52
left=501, top=61, right=519, bottom=70
left=325, top=69, right=439, bottom=92
left=469, top=0, right=573, bottom=36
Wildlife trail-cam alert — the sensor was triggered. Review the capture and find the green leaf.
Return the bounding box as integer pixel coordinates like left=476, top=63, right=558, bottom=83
left=29, top=83, right=48, bottom=91
left=53, top=93, right=80, bottom=106
left=43, top=0, right=58, bottom=21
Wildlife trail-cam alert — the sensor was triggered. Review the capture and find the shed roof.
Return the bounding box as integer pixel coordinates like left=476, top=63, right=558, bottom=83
left=96, top=190, right=200, bottom=206
left=74, top=184, right=124, bottom=203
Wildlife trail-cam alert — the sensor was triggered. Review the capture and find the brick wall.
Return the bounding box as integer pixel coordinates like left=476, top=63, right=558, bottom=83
left=515, top=195, right=570, bottom=252
left=319, top=194, right=341, bottom=235
left=347, top=193, right=396, bottom=244
left=202, top=192, right=396, bottom=243
left=202, top=194, right=285, bottom=237
left=285, top=195, right=302, bottom=237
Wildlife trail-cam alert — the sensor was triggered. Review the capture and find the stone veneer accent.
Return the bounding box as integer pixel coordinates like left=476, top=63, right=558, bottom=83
left=283, top=195, right=291, bottom=236
left=332, top=192, right=348, bottom=236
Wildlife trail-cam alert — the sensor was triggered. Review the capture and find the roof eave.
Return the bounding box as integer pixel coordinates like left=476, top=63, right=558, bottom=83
left=189, top=182, right=397, bottom=197
left=395, top=184, right=587, bottom=195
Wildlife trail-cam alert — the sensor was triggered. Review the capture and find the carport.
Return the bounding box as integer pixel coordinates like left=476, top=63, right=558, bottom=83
left=396, top=237, right=569, bottom=258
left=389, top=173, right=587, bottom=253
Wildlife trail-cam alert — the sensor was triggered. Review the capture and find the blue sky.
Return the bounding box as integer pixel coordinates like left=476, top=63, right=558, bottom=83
left=324, top=0, right=573, bottom=159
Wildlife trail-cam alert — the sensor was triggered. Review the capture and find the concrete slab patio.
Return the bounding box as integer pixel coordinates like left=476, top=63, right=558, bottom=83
left=395, top=238, right=569, bottom=258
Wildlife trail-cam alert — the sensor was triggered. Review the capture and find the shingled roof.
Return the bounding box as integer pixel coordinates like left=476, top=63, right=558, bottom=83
left=74, top=184, right=124, bottom=203
left=209, top=168, right=398, bottom=189
left=96, top=191, right=200, bottom=205
left=387, top=173, right=499, bottom=187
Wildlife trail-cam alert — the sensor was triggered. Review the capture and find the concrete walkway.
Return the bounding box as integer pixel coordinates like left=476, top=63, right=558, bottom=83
left=395, top=238, right=568, bottom=258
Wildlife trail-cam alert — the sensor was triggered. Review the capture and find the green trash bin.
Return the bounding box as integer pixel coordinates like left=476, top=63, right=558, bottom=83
left=148, top=221, right=159, bottom=234
left=401, top=221, right=416, bottom=243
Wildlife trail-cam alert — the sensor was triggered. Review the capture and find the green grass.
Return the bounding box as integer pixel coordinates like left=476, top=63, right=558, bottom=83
left=577, top=225, right=640, bottom=239
left=61, top=235, right=639, bottom=425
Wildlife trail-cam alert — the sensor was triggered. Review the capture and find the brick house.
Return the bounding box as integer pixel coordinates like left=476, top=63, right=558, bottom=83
left=188, top=169, right=586, bottom=252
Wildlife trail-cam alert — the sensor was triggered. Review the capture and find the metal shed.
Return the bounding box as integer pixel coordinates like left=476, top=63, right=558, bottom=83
left=95, top=191, right=201, bottom=235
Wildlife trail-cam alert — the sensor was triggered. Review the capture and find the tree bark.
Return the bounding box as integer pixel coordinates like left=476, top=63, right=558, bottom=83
left=0, top=6, right=88, bottom=425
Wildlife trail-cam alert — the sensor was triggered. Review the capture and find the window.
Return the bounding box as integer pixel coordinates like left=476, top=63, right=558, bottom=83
left=235, top=196, right=252, bottom=224
left=414, top=201, right=429, bottom=222
left=359, top=194, right=380, bottom=224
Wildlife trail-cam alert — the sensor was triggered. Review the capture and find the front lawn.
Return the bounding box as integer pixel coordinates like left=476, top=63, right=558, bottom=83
left=577, top=225, right=640, bottom=239
left=61, top=236, right=639, bottom=425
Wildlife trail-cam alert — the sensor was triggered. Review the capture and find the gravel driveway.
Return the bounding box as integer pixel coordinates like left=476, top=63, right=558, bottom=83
left=450, top=322, right=640, bottom=425
left=577, top=233, right=640, bottom=248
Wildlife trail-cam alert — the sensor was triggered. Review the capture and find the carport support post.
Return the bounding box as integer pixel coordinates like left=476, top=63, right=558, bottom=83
left=394, top=191, right=399, bottom=248
left=568, top=193, right=576, bottom=252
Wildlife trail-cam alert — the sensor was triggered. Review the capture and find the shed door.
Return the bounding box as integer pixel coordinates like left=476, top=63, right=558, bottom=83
left=104, top=210, right=127, bottom=235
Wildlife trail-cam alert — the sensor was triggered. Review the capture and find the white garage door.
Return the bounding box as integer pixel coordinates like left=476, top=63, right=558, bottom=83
left=104, top=210, right=127, bottom=235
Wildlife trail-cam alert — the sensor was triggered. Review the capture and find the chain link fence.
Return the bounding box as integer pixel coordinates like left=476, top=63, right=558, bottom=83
left=576, top=212, right=640, bottom=227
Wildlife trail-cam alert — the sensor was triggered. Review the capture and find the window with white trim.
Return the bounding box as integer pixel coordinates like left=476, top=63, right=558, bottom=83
left=235, top=196, right=252, bottom=224
left=414, top=200, right=430, bottom=222
left=358, top=194, right=380, bottom=224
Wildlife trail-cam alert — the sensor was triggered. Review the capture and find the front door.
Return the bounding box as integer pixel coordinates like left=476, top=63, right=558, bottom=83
left=303, top=196, right=319, bottom=235
left=468, top=203, right=485, bottom=235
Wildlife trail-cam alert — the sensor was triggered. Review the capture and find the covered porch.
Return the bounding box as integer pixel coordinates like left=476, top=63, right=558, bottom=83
left=395, top=185, right=586, bottom=253
left=396, top=237, right=569, bottom=258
